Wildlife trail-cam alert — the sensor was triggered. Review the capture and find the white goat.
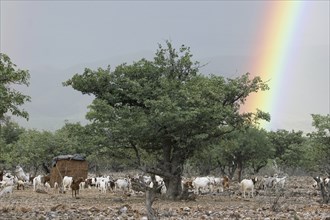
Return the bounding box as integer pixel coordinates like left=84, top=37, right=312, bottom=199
left=192, top=177, right=213, bottom=194
left=99, top=178, right=107, bottom=193
left=240, top=177, right=258, bottom=198
left=261, top=176, right=277, bottom=190
left=274, top=176, right=287, bottom=189
left=14, top=165, right=29, bottom=182
left=146, top=175, right=166, bottom=194
left=54, top=182, right=59, bottom=193
left=115, top=178, right=131, bottom=192
left=1, top=173, right=15, bottom=188
left=62, top=176, right=73, bottom=192
left=33, top=175, right=43, bottom=191
left=0, top=185, right=14, bottom=198
left=45, top=182, right=51, bottom=191
left=79, top=181, right=86, bottom=190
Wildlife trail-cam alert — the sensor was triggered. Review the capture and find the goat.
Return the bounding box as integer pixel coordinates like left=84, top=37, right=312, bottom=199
left=41, top=175, right=50, bottom=185
left=0, top=185, right=14, bottom=198
left=260, top=176, right=277, bottom=190
left=222, top=176, right=230, bottom=190
left=17, top=180, right=25, bottom=190
left=62, top=176, right=73, bottom=192
left=54, top=182, right=59, bottom=194
left=33, top=175, right=43, bottom=191
left=115, top=178, right=131, bottom=192
left=240, top=177, right=258, bottom=198
left=144, top=175, right=166, bottom=194
left=313, top=176, right=330, bottom=203
left=192, top=177, right=213, bottom=194
left=99, top=178, right=107, bottom=194
left=14, top=165, right=29, bottom=182
left=1, top=173, right=15, bottom=187
left=312, top=179, right=318, bottom=189
left=274, top=176, right=287, bottom=189
left=79, top=181, right=85, bottom=190
left=108, top=180, right=116, bottom=192
left=45, top=182, right=51, bottom=191
left=71, top=177, right=85, bottom=198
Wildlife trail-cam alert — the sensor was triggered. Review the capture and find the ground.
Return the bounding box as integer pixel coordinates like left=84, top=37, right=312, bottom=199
left=0, top=176, right=329, bottom=219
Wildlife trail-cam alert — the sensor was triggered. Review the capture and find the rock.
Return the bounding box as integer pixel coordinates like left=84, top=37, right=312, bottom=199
left=21, top=207, right=32, bottom=213
left=35, top=189, right=48, bottom=194
left=120, top=206, right=128, bottom=214
left=183, top=207, right=190, bottom=212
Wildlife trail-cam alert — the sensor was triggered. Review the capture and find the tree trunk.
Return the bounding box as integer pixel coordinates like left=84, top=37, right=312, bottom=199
left=237, top=160, right=243, bottom=182
left=319, top=182, right=330, bottom=204
left=165, top=175, right=182, bottom=200
left=145, top=188, right=157, bottom=219
left=162, top=145, right=184, bottom=200
left=252, top=160, right=267, bottom=174
left=228, top=162, right=237, bottom=180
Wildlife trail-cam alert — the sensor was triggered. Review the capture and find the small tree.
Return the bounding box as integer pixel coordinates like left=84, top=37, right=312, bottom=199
left=215, top=127, right=273, bottom=181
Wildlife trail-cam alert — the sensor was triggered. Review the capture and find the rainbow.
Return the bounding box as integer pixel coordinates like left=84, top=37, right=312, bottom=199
left=241, top=1, right=305, bottom=130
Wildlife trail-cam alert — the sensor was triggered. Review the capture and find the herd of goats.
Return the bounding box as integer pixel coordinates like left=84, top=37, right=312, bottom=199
left=0, top=165, right=329, bottom=204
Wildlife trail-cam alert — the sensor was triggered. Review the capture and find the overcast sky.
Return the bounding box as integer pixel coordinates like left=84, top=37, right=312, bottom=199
left=1, top=1, right=329, bottom=133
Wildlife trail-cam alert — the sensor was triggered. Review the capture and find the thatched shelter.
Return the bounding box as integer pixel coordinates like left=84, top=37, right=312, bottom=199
left=50, top=154, right=88, bottom=187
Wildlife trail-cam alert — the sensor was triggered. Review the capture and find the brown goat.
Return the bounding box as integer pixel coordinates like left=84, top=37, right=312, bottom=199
left=41, top=175, right=50, bottom=185
left=17, top=180, right=25, bottom=190
left=71, top=177, right=85, bottom=198
left=222, top=176, right=230, bottom=190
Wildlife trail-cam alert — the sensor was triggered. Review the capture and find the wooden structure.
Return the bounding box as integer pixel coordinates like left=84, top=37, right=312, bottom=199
left=49, top=154, right=88, bottom=187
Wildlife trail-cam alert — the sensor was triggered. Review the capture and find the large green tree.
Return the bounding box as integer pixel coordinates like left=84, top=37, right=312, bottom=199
left=0, top=53, right=31, bottom=122
left=64, top=41, right=270, bottom=199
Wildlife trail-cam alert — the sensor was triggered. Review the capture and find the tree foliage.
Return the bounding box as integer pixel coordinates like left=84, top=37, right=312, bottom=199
left=0, top=116, right=25, bottom=145
left=307, top=114, right=330, bottom=173
left=268, top=130, right=305, bottom=164
left=219, top=128, right=273, bottom=181
left=0, top=53, right=31, bottom=121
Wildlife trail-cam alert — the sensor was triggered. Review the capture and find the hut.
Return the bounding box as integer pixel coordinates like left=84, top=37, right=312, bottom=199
left=50, top=154, right=88, bottom=187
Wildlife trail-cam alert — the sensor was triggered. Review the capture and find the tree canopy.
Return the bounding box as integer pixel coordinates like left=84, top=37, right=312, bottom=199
left=64, top=41, right=270, bottom=198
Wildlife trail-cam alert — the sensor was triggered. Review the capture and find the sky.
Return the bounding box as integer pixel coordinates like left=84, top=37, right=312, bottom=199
left=0, top=1, right=329, bottom=133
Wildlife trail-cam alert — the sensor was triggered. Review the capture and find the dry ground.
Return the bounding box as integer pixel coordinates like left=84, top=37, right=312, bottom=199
left=0, top=176, right=329, bottom=220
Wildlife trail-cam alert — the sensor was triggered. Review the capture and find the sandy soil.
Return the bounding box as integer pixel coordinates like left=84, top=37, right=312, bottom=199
left=0, top=176, right=329, bottom=220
